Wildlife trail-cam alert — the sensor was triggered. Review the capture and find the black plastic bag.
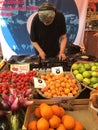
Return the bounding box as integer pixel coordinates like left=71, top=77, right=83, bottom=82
left=65, top=44, right=81, bottom=55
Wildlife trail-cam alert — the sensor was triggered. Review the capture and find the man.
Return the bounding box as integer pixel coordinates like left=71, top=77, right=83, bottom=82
left=30, top=2, right=67, bottom=60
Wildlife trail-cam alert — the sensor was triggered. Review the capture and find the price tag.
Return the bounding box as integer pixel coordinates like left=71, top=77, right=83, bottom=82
left=51, top=66, right=63, bottom=75
left=33, top=77, right=46, bottom=88
left=10, top=63, right=30, bottom=73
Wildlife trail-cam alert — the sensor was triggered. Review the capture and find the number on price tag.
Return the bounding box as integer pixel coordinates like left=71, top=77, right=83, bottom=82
left=10, top=63, right=30, bottom=73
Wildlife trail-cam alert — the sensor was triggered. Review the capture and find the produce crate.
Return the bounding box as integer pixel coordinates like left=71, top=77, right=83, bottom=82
left=89, top=102, right=98, bottom=124
left=22, top=99, right=98, bottom=130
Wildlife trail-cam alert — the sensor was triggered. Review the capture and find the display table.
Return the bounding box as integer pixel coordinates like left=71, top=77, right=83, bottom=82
left=84, top=30, right=98, bottom=58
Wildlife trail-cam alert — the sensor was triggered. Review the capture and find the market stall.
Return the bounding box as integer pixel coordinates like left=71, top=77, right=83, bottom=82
left=0, top=0, right=98, bottom=130
left=0, top=54, right=98, bottom=130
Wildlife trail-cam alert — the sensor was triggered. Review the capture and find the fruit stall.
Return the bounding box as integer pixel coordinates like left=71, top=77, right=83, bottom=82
left=0, top=54, right=98, bottom=130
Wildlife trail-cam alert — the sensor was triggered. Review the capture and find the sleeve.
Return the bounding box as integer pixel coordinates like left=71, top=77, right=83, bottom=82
left=60, top=13, right=66, bottom=35
left=30, top=15, right=37, bottom=42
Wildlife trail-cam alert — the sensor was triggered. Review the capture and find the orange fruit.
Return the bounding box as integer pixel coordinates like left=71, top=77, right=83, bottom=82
left=68, top=92, right=73, bottom=97
left=73, top=121, right=84, bottom=130
left=39, top=103, right=48, bottom=110
left=27, top=120, right=37, bottom=130
left=49, top=115, right=61, bottom=129
left=62, top=115, right=66, bottom=122
left=62, top=115, right=75, bottom=129
left=56, top=123, right=66, bottom=130
left=59, top=107, right=65, bottom=118
left=72, top=90, right=77, bottom=95
left=34, top=107, right=41, bottom=118
left=37, top=117, right=49, bottom=130
left=51, top=105, right=61, bottom=117
left=49, top=128, right=54, bottom=130
left=40, top=104, right=53, bottom=120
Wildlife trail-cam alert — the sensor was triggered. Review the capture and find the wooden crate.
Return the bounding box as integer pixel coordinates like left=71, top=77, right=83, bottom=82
left=89, top=102, right=98, bottom=124
left=22, top=99, right=98, bottom=130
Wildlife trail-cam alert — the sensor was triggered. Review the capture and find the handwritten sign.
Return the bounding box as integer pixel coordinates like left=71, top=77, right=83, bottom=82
left=10, top=63, right=30, bottom=73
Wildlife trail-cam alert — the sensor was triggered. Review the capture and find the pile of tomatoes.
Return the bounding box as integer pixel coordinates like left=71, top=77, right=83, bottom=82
left=0, top=70, right=37, bottom=95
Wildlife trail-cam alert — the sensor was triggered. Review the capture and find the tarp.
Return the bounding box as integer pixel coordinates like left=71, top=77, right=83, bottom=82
left=0, top=0, right=88, bottom=60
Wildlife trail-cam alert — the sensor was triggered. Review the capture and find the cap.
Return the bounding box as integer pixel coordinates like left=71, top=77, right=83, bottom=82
left=38, top=10, right=55, bottom=23
left=38, top=2, right=56, bottom=23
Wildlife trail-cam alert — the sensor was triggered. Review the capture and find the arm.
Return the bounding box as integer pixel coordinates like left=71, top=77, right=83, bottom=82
left=31, top=40, right=46, bottom=60
left=58, top=34, right=67, bottom=60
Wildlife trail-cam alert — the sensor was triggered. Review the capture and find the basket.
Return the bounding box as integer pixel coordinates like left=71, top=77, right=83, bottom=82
left=35, top=71, right=84, bottom=99
left=71, top=60, right=98, bottom=90
left=0, top=63, right=9, bottom=73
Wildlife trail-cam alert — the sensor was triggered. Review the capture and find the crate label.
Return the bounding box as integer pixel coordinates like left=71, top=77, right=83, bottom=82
left=52, top=96, right=74, bottom=110
left=10, top=63, right=30, bottom=73
left=51, top=66, right=63, bottom=75
left=33, top=77, right=46, bottom=88
left=52, top=96, right=74, bottom=103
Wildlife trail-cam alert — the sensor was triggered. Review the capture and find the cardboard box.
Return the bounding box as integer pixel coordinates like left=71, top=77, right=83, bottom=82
left=22, top=99, right=98, bottom=130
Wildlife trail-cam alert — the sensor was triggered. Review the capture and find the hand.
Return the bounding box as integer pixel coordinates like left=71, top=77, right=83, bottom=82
left=58, top=53, right=67, bottom=61
left=93, top=33, right=98, bottom=37
left=39, top=51, right=46, bottom=60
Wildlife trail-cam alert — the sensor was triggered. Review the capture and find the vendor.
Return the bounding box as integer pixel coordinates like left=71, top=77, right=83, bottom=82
left=30, top=2, right=67, bottom=61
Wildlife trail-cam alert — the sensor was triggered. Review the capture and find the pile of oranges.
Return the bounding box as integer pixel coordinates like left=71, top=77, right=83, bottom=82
left=27, top=103, right=84, bottom=130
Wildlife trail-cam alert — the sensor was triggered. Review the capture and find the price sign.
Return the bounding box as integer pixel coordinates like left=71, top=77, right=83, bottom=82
left=10, top=63, right=30, bottom=73
left=33, top=77, right=46, bottom=88
left=51, top=66, right=63, bottom=75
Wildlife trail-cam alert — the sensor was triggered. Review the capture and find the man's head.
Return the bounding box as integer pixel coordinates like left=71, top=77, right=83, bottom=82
left=38, top=2, right=56, bottom=25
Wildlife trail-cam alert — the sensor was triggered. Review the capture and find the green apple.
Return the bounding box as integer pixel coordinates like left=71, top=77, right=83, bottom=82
left=83, top=78, right=90, bottom=85
left=76, top=73, right=83, bottom=81
left=91, top=71, right=98, bottom=77
left=82, top=71, right=91, bottom=78
left=89, top=62, right=95, bottom=67
left=78, top=63, right=84, bottom=68
left=79, top=67, right=86, bottom=74
left=93, top=83, right=98, bottom=88
left=72, top=63, right=79, bottom=70
left=84, top=64, right=91, bottom=70
left=73, top=70, right=79, bottom=75
left=90, top=77, right=98, bottom=84
left=91, top=66, right=98, bottom=71
left=95, top=62, right=98, bottom=66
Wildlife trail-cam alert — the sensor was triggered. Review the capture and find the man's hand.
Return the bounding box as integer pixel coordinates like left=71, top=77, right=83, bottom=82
left=58, top=53, right=66, bottom=61
left=93, top=33, right=98, bottom=37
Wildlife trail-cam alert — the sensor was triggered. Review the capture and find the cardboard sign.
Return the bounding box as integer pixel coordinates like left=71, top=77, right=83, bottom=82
left=33, top=77, right=46, bottom=88
left=10, top=63, right=30, bottom=73
left=51, top=66, right=63, bottom=75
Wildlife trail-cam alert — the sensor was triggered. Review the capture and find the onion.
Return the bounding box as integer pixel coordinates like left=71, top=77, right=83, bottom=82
left=11, top=97, right=19, bottom=111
